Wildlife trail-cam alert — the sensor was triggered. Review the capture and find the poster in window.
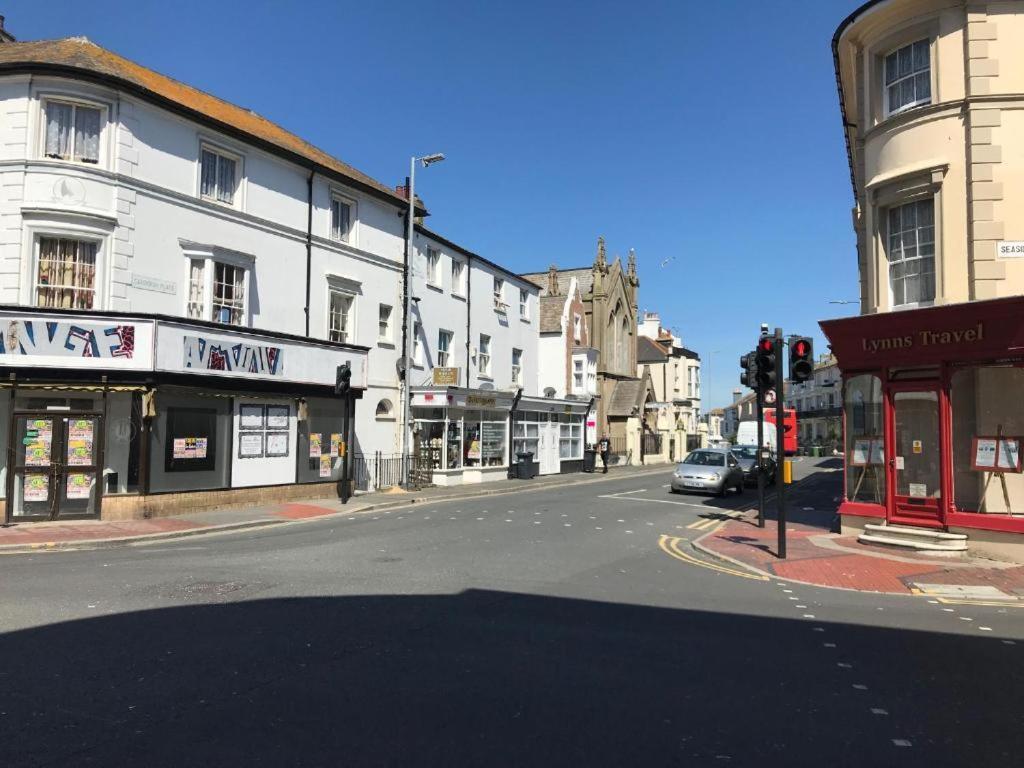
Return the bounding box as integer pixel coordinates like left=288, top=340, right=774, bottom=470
left=319, top=455, right=332, bottom=478
left=972, top=437, right=1022, bottom=472
left=265, top=432, right=289, bottom=458
left=266, top=405, right=290, bottom=430
left=867, top=439, right=885, bottom=466
left=66, top=473, right=93, bottom=500
left=481, top=422, right=505, bottom=460
left=165, top=407, right=217, bottom=472
left=309, top=433, right=323, bottom=458
left=239, top=404, right=265, bottom=430
left=24, top=474, right=49, bottom=502
left=851, top=438, right=874, bottom=466
left=239, top=432, right=264, bottom=459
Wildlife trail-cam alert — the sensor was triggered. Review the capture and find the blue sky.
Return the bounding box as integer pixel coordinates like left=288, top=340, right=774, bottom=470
left=6, top=0, right=863, bottom=409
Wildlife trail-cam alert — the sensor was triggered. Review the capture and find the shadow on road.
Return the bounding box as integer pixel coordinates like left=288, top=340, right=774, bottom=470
left=1, top=590, right=1019, bottom=766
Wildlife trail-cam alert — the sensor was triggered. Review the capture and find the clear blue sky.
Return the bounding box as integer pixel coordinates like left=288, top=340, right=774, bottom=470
left=6, top=0, right=862, bottom=410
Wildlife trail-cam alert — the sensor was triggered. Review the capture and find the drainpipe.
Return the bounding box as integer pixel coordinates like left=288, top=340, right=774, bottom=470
left=465, top=253, right=472, bottom=388
left=304, top=170, right=314, bottom=337
left=508, top=386, right=523, bottom=479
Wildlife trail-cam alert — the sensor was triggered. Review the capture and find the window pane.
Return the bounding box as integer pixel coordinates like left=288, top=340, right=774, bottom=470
left=915, top=72, right=931, bottom=101
left=212, top=262, right=244, bottom=324
left=898, top=45, right=912, bottom=77
left=188, top=258, right=205, bottom=319
left=37, top=237, right=96, bottom=310
left=332, top=199, right=350, bottom=240
left=844, top=374, right=884, bottom=505
left=217, top=155, right=236, bottom=204
left=887, top=84, right=900, bottom=109
left=45, top=102, right=73, bottom=158
left=73, top=106, right=101, bottom=162
left=885, top=52, right=898, bottom=84
left=201, top=151, right=218, bottom=198
left=913, top=40, right=929, bottom=71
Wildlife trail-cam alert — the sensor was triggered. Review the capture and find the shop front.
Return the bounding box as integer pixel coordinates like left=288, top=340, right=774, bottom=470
left=821, top=296, right=1024, bottom=561
left=410, top=388, right=591, bottom=485
left=0, top=308, right=367, bottom=522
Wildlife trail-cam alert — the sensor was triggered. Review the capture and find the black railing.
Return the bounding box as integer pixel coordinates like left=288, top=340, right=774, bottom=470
left=350, top=452, right=434, bottom=492
left=641, top=432, right=662, bottom=462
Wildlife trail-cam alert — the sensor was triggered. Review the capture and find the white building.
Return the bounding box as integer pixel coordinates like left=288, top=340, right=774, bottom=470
left=0, top=37, right=412, bottom=521
left=784, top=355, right=841, bottom=451
left=636, top=312, right=702, bottom=455
left=407, top=228, right=589, bottom=484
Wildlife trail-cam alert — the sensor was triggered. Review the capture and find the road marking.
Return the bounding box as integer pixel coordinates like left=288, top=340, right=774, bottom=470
left=979, top=626, right=992, bottom=631
left=892, top=740, right=912, bottom=748
left=599, top=494, right=740, bottom=512
left=601, top=489, right=648, bottom=498
left=852, top=684, right=868, bottom=690
left=657, top=535, right=769, bottom=581
left=870, top=708, right=888, bottom=715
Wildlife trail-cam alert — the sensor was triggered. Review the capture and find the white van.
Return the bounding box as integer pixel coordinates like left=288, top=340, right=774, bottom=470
left=736, top=420, right=776, bottom=450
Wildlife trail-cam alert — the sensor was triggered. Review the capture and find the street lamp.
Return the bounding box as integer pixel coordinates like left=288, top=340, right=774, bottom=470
left=402, top=152, right=445, bottom=487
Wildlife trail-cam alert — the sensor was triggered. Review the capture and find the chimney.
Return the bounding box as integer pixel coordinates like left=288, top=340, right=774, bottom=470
left=0, top=16, right=15, bottom=43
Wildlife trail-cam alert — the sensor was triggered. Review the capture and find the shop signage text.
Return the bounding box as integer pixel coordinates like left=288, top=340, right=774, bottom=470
left=862, top=323, right=984, bottom=353
left=183, top=335, right=284, bottom=376
left=466, top=395, right=497, bottom=407
left=432, top=366, right=460, bottom=386
left=0, top=319, right=135, bottom=359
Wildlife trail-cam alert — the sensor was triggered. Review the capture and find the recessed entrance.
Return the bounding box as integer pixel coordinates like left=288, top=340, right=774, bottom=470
left=888, top=388, right=943, bottom=527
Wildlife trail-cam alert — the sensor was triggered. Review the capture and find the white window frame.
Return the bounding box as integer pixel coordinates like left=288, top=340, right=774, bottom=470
left=493, top=278, right=507, bottom=313
left=330, top=192, right=357, bottom=245
left=519, top=288, right=529, bottom=320
left=437, top=329, right=454, bottom=368
left=198, top=141, right=244, bottom=209
left=886, top=198, right=936, bottom=310
left=181, top=245, right=254, bottom=326
left=512, top=348, right=523, bottom=385
left=33, top=235, right=101, bottom=310
left=478, top=334, right=491, bottom=377
left=39, top=96, right=108, bottom=167
left=426, top=247, right=442, bottom=288
left=883, top=38, right=931, bottom=118
left=328, top=287, right=356, bottom=344
left=378, top=304, right=394, bottom=345
left=324, top=274, right=361, bottom=343
left=451, top=259, right=466, bottom=297
left=412, top=321, right=423, bottom=366
left=573, top=358, right=584, bottom=391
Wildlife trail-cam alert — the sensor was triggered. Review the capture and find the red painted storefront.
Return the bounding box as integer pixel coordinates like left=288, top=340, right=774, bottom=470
left=821, top=296, right=1024, bottom=538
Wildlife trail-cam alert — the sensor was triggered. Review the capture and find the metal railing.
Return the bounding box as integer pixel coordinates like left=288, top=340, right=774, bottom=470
left=351, top=451, right=434, bottom=492
left=641, top=432, right=663, bottom=463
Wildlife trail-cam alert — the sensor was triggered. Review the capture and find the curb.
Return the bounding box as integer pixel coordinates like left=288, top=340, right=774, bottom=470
left=0, top=464, right=672, bottom=555
left=689, top=522, right=774, bottom=580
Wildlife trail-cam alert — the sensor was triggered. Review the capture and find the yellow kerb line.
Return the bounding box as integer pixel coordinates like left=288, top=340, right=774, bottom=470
left=657, top=535, right=768, bottom=581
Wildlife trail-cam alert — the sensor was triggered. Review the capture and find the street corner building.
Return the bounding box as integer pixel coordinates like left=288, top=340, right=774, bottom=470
left=825, top=0, right=1024, bottom=562
left=0, top=36, right=412, bottom=522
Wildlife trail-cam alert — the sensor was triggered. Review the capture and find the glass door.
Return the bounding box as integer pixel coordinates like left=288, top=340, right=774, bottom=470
left=8, top=412, right=102, bottom=521
left=888, top=389, right=943, bottom=526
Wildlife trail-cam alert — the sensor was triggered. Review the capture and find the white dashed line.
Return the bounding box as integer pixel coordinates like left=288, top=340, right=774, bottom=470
left=837, top=663, right=852, bottom=669
left=823, top=643, right=836, bottom=648
left=625, top=530, right=634, bottom=534
left=796, top=605, right=807, bottom=609
left=979, top=626, right=993, bottom=631
left=1002, top=639, right=1016, bottom=645
left=852, top=684, right=868, bottom=691
left=564, top=523, right=572, bottom=527
left=813, top=627, right=825, bottom=633
left=959, top=617, right=973, bottom=622
left=803, top=614, right=816, bottom=619
left=595, top=527, right=603, bottom=530
left=870, top=708, right=888, bottom=716
left=892, top=740, right=912, bottom=748
left=941, top=608, right=954, bottom=613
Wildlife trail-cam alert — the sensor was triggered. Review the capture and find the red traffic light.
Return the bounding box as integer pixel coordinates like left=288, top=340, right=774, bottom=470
left=794, top=340, right=808, bottom=357
left=759, top=338, right=774, bottom=353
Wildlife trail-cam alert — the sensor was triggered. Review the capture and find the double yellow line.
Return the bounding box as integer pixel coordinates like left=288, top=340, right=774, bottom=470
left=685, top=511, right=743, bottom=531
left=657, top=534, right=768, bottom=581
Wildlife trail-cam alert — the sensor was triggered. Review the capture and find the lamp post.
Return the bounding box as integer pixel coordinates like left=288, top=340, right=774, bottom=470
left=402, top=152, right=445, bottom=487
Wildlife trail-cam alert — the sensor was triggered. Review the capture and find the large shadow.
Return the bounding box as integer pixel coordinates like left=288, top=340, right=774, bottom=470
left=1, top=590, right=1019, bottom=767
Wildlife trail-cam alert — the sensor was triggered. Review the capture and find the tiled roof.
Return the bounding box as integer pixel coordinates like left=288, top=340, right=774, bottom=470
left=637, top=335, right=669, bottom=363
left=522, top=267, right=594, bottom=299
left=538, top=296, right=565, bottom=333
left=0, top=38, right=408, bottom=207
left=607, top=379, right=644, bottom=417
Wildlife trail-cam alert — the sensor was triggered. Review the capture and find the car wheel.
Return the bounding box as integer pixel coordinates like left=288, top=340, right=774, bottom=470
left=734, top=479, right=744, bottom=495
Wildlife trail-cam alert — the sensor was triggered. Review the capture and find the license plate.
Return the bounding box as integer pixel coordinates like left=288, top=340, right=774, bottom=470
left=684, top=482, right=702, bottom=488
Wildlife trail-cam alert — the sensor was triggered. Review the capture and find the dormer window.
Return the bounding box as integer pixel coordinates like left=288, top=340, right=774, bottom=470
left=884, top=39, right=930, bottom=117
left=44, top=100, right=101, bottom=164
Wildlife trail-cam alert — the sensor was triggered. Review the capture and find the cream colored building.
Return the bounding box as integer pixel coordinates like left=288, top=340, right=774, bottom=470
left=825, top=0, right=1024, bottom=562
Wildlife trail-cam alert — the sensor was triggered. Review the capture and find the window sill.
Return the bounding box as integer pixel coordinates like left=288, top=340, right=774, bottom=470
left=477, top=374, right=493, bottom=381
left=520, top=317, right=530, bottom=324
left=377, top=340, right=396, bottom=349
left=199, top=195, right=241, bottom=211
left=452, top=293, right=467, bottom=302
left=426, top=283, right=443, bottom=293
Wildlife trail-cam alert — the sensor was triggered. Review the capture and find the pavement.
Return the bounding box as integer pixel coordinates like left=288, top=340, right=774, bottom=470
left=2, top=459, right=1022, bottom=766
left=0, top=464, right=669, bottom=553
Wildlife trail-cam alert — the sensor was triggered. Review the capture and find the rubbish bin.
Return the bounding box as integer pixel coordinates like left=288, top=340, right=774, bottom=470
left=811, top=446, right=822, bottom=458
left=516, top=451, right=536, bottom=479
left=583, top=449, right=596, bottom=473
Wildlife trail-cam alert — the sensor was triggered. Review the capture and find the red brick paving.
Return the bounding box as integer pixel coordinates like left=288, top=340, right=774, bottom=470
left=274, top=503, right=336, bottom=520
left=0, top=518, right=203, bottom=546
left=699, top=517, right=1024, bottom=595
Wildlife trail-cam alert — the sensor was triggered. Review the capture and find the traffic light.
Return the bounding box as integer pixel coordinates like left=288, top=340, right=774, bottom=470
left=789, top=336, right=814, bottom=383
left=739, top=351, right=759, bottom=390
left=756, top=335, right=777, bottom=392
left=335, top=362, right=351, bottom=396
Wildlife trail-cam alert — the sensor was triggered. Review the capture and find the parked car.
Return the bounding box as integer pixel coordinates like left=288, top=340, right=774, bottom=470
left=730, top=444, right=777, bottom=486
left=670, top=448, right=744, bottom=497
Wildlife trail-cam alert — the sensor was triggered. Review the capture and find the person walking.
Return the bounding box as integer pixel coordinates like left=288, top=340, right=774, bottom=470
left=598, top=434, right=611, bottom=474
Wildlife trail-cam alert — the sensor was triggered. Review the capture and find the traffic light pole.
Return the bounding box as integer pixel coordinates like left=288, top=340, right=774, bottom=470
left=774, top=327, right=787, bottom=559
left=755, top=388, right=765, bottom=528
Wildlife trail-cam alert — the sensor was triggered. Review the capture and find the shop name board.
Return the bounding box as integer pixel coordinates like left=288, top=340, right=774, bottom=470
left=861, top=323, right=984, bottom=353
left=432, top=366, right=460, bottom=386
left=466, top=395, right=497, bottom=407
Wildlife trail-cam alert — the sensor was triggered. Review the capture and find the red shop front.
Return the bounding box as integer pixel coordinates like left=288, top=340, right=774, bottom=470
left=821, top=296, right=1024, bottom=561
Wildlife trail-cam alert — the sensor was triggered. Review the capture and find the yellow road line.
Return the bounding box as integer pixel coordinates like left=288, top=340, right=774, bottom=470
left=657, top=535, right=768, bottom=581
left=934, top=596, right=1024, bottom=608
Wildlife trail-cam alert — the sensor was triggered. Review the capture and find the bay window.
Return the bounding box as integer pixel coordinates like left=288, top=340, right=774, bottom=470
left=37, top=237, right=97, bottom=309
left=44, top=100, right=101, bottom=164
left=884, top=39, right=930, bottom=117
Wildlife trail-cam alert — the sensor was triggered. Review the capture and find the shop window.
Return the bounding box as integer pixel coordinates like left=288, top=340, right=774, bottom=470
left=150, top=393, right=231, bottom=492
left=446, top=418, right=462, bottom=469
left=513, top=412, right=540, bottom=457
left=463, top=409, right=506, bottom=467
left=37, top=237, right=97, bottom=310
left=163, top=407, right=218, bottom=472
left=416, top=419, right=445, bottom=471
left=843, top=374, right=884, bottom=505
left=952, top=366, right=1024, bottom=516
left=376, top=399, right=394, bottom=419
left=559, top=414, right=583, bottom=459
left=297, top=398, right=345, bottom=484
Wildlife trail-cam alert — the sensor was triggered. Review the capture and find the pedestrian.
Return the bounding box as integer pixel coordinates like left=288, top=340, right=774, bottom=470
left=598, top=434, right=611, bottom=474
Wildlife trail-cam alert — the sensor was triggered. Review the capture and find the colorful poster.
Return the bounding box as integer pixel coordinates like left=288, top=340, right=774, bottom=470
left=319, top=455, right=332, bottom=478
left=173, top=438, right=188, bottom=459
left=266, top=405, right=289, bottom=429
left=24, top=474, right=48, bottom=502
left=266, top=432, right=289, bottom=457
left=239, top=433, right=264, bottom=458
left=330, top=434, right=341, bottom=457
left=467, top=439, right=481, bottom=460
left=25, top=441, right=51, bottom=466
left=194, top=437, right=208, bottom=459
left=309, top=433, right=322, bottom=458
left=67, top=440, right=93, bottom=466
left=66, top=473, right=93, bottom=500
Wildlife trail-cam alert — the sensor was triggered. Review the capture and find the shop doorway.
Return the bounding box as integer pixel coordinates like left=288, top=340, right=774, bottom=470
left=7, top=412, right=103, bottom=522
left=887, top=387, right=943, bottom=527
left=538, top=414, right=560, bottom=475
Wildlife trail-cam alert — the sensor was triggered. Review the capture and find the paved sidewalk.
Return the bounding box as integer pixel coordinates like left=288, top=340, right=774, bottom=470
left=693, top=513, right=1024, bottom=600
left=0, top=464, right=669, bottom=553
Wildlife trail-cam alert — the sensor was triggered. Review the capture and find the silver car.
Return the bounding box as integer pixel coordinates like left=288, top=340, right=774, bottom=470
left=670, top=448, right=744, bottom=496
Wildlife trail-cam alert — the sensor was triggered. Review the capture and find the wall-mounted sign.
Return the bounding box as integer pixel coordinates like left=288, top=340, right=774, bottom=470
left=131, top=273, right=177, bottom=294
left=997, top=241, right=1024, bottom=258
left=183, top=335, right=284, bottom=377
left=0, top=319, right=137, bottom=361
left=432, top=367, right=460, bottom=386
left=466, top=395, right=497, bottom=408
left=861, top=323, right=984, bottom=353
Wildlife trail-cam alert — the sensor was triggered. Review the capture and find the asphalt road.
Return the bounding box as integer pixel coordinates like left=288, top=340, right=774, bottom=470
left=1, top=459, right=1021, bottom=767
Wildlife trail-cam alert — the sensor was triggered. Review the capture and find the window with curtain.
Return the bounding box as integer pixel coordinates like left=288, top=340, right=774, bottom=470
left=44, top=101, right=101, bottom=164
left=884, top=39, right=930, bottom=116
left=426, top=248, right=441, bottom=286
left=330, top=197, right=352, bottom=241
left=36, top=237, right=97, bottom=309
left=438, top=329, right=453, bottom=367
left=478, top=334, right=491, bottom=376
left=511, top=348, right=522, bottom=385
left=200, top=147, right=238, bottom=205
left=187, top=258, right=205, bottom=319
left=211, top=262, right=245, bottom=324
left=329, top=289, right=353, bottom=343
left=888, top=198, right=935, bottom=307
left=378, top=305, right=392, bottom=342
left=451, top=260, right=465, bottom=295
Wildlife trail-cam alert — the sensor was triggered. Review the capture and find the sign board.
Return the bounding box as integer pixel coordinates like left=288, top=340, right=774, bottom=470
left=131, top=273, right=177, bottom=294
left=0, top=315, right=154, bottom=371
left=971, top=436, right=1022, bottom=472
left=763, top=389, right=776, bottom=405
left=997, top=241, right=1024, bottom=258
left=432, top=367, right=460, bottom=386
